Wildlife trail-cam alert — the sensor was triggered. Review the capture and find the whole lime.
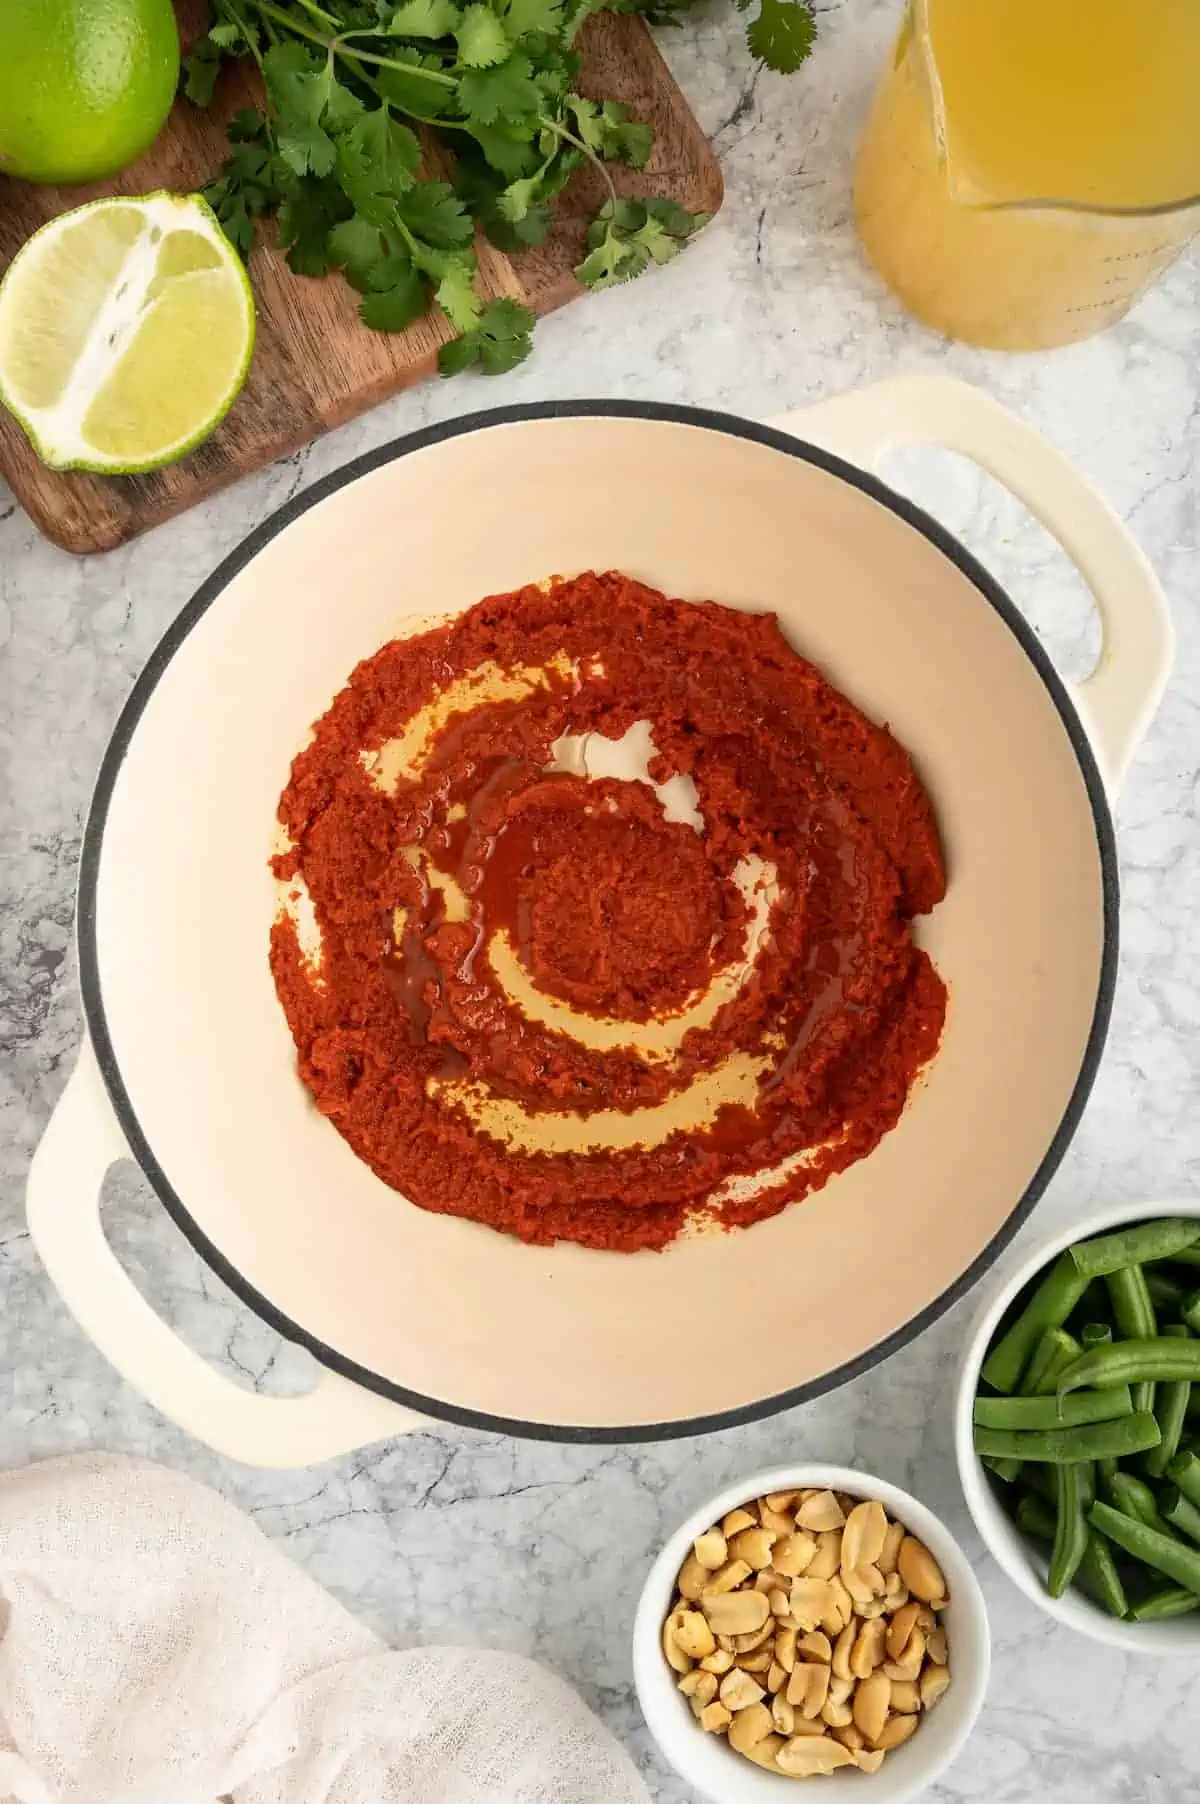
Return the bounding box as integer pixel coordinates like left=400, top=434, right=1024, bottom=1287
left=0, top=0, right=180, bottom=186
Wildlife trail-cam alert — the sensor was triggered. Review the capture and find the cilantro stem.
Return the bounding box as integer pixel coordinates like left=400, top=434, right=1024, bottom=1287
left=248, top=0, right=459, bottom=85
left=540, top=116, right=619, bottom=205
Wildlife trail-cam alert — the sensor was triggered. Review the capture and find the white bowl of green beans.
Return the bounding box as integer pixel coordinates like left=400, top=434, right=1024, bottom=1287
left=956, top=1199, right=1200, bottom=1651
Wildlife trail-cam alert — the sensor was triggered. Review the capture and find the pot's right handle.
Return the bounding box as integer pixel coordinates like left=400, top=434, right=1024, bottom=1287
left=773, top=375, right=1174, bottom=795
left=26, top=1039, right=428, bottom=1468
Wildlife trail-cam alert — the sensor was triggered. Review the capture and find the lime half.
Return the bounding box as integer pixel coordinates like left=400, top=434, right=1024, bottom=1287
left=0, top=192, right=255, bottom=474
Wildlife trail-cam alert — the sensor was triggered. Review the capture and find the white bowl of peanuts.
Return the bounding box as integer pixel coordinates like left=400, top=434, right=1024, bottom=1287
left=633, top=1467, right=989, bottom=1804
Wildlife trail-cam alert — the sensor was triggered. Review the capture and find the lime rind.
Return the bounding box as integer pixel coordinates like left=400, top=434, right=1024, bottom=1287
left=0, top=191, right=255, bottom=476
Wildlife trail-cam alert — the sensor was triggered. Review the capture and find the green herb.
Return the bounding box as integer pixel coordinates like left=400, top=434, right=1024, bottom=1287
left=184, top=0, right=720, bottom=373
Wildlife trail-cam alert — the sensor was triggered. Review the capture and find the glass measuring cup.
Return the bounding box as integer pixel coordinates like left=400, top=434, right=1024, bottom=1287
left=853, top=0, right=1200, bottom=350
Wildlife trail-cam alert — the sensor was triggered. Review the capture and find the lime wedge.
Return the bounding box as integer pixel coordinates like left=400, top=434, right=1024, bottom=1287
left=0, top=192, right=255, bottom=474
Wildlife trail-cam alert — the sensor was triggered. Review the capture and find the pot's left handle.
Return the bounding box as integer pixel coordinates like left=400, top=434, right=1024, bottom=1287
left=26, top=1040, right=428, bottom=1467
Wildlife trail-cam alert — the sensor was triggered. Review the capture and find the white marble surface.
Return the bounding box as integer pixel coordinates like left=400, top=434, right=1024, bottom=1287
left=2, top=0, right=1199, bottom=1794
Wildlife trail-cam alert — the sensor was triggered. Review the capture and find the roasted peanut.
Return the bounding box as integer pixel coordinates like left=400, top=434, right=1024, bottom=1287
left=853, top=1671, right=891, bottom=1744
left=766, top=1490, right=800, bottom=1514
left=759, top=1504, right=796, bottom=1539
left=926, top=1625, right=948, bottom=1666
left=820, top=1694, right=854, bottom=1729
left=920, top=1664, right=951, bottom=1709
left=662, top=1608, right=694, bottom=1674
left=877, top=1519, right=906, bottom=1577
left=739, top=1646, right=776, bottom=1674
left=769, top=1588, right=792, bottom=1618
left=789, top=1576, right=833, bottom=1632
left=807, top=1530, right=842, bottom=1581
left=676, top=1553, right=708, bottom=1602
left=720, top=1668, right=766, bottom=1713
left=772, top=1692, right=796, bottom=1735
left=722, top=1507, right=757, bottom=1538
left=841, top=1500, right=889, bottom=1572
left=890, top=1680, right=920, bottom=1713
left=857, top=1748, right=886, bottom=1773
left=830, top=1722, right=865, bottom=1753
left=699, top=1647, right=735, bottom=1675
left=727, top=1701, right=775, bottom=1755
left=874, top=1712, right=919, bottom=1752
left=730, top=1526, right=778, bottom=1570
left=773, top=1532, right=817, bottom=1577
left=704, top=1558, right=753, bottom=1597
left=850, top=1616, right=888, bottom=1678
left=897, top=1535, right=947, bottom=1606
left=702, top=1587, right=770, bottom=1637
left=775, top=1625, right=798, bottom=1673
left=692, top=1528, right=728, bottom=1571
left=886, top=1601, right=920, bottom=1663
left=831, top=1619, right=856, bottom=1681
left=732, top=1621, right=775, bottom=1654
left=679, top=1670, right=719, bottom=1713
left=820, top=1575, right=854, bottom=1636
left=699, top=1701, right=732, bottom=1735
left=796, top=1630, right=832, bottom=1663
left=777, top=1737, right=856, bottom=1776
left=767, top=1660, right=787, bottom=1695
left=745, top=1733, right=786, bottom=1770
left=671, top=1609, right=716, bottom=1660
left=884, top=1628, right=925, bottom=1683
left=795, top=1490, right=846, bottom=1533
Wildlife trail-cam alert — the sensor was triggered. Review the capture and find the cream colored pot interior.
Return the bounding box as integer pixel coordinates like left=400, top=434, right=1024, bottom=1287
left=90, top=411, right=1109, bottom=1431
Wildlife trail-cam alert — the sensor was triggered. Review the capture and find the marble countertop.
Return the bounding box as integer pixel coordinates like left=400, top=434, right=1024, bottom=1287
left=2, top=0, right=1199, bottom=1794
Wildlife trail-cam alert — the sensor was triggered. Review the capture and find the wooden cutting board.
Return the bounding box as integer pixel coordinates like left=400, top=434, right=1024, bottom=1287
left=0, top=5, right=721, bottom=554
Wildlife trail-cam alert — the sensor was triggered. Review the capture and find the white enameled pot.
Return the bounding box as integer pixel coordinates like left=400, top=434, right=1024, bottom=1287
left=27, top=377, right=1173, bottom=1466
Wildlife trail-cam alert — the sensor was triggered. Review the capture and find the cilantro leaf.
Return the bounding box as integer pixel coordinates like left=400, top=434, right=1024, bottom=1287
left=433, top=254, right=483, bottom=332
left=494, top=171, right=542, bottom=223
left=465, top=119, right=541, bottom=179
left=387, top=0, right=461, bottom=34
left=335, top=105, right=422, bottom=222
left=438, top=295, right=534, bottom=375
left=500, top=0, right=564, bottom=36
left=575, top=195, right=707, bottom=289
left=360, top=264, right=428, bottom=330
left=327, top=214, right=391, bottom=289
left=278, top=118, right=337, bottom=177
left=396, top=181, right=475, bottom=247
left=277, top=177, right=352, bottom=276
left=374, top=50, right=459, bottom=116
left=183, top=38, right=223, bottom=107
left=745, top=0, right=815, bottom=72
left=567, top=96, right=651, bottom=166
left=458, top=55, right=541, bottom=124
left=454, top=2, right=512, bottom=66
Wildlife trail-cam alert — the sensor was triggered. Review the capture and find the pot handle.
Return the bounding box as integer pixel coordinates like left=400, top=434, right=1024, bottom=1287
left=26, top=1039, right=428, bottom=1467
left=773, top=375, right=1174, bottom=795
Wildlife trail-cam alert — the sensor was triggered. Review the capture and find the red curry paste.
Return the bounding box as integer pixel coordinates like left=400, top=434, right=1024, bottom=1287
left=270, top=571, right=946, bottom=1251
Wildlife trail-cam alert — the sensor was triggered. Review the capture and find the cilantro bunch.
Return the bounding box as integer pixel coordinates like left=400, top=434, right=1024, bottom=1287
left=185, top=0, right=724, bottom=374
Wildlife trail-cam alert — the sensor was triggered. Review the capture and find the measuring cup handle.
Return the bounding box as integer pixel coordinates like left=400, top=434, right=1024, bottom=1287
left=26, top=1039, right=428, bottom=1467
left=772, top=375, right=1174, bottom=795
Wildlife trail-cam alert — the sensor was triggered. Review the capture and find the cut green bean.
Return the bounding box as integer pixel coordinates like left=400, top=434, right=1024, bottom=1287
left=1129, top=1587, right=1200, bottom=1621
left=1070, top=1218, right=1200, bottom=1278
left=1168, top=1246, right=1200, bottom=1269
left=984, top=1455, right=1023, bottom=1483
left=1158, top=1484, right=1200, bottom=1547
left=1097, top=1455, right=1120, bottom=1497
left=981, top=1252, right=1092, bottom=1394
left=1015, top=1493, right=1127, bottom=1614
left=1182, top=1290, right=1200, bottom=1335
left=1057, top=1338, right=1200, bottom=1404
left=1166, top=1450, right=1200, bottom=1510
left=974, top=1388, right=1132, bottom=1431
left=1049, top=1460, right=1090, bottom=1596
left=1105, top=1266, right=1158, bottom=1415
left=1019, top=1327, right=1083, bottom=1397
left=1145, top=1323, right=1191, bottom=1478
left=1108, top=1470, right=1175, bottom=1538
left=1089, top=1500, right=1200, bottom=1595
left=1080, top=1322, right=1113, bottom=1350
left=974, top=1412, right=1161, bottom=1465
left=1146, top=1270, right=1189, bottom=1313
